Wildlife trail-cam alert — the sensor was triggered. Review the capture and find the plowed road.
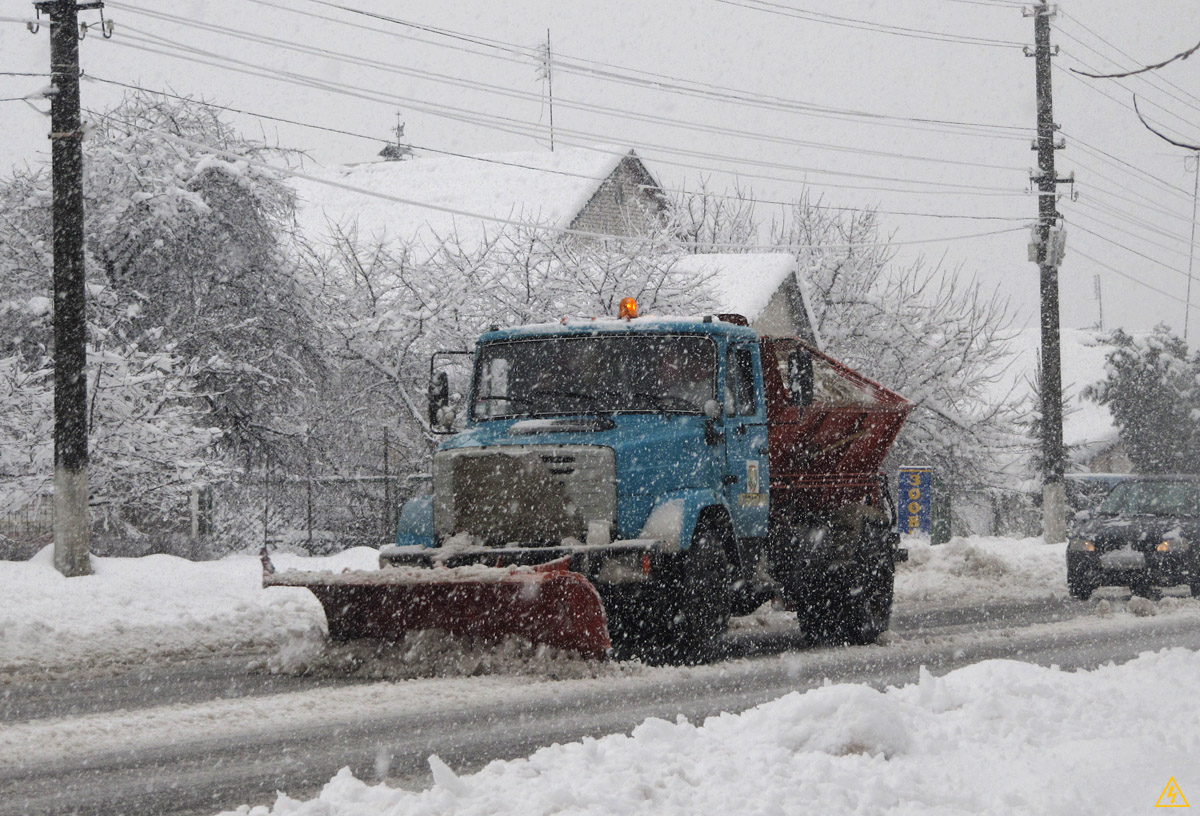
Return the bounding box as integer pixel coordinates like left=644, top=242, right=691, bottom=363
left=4, top=597, right=1199, bottom=816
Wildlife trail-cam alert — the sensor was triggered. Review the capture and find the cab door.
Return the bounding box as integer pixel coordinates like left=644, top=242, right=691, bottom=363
left=723, top=343, right=770, bottom=540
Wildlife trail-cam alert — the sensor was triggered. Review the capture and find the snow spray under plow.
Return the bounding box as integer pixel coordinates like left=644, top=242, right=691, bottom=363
left=261, top=551, right=612, bottom=660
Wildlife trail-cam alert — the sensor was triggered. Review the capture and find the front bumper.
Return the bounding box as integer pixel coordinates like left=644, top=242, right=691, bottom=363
left=1067, top=549, right=1195, bottom=588
left=380, top=539, right=670, bottom=585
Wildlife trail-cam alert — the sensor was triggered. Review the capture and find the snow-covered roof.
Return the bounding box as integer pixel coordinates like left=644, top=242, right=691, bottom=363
left=290, top=146, right=631, bottom=255
left=673, top=253, right=797, bottom=322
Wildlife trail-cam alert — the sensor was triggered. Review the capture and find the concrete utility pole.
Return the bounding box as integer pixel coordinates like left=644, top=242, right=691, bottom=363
left=1027, top=3, right=1069, bottom=544
left=37, top=0, right=103, bottom=576
left=1186, top=153, right=1198, bottom=343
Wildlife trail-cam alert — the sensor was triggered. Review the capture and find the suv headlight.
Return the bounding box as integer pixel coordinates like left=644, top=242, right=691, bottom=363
left=1157, top=539, right=1189, bottom=553
left=1068, top=539, right=1095, bottom=552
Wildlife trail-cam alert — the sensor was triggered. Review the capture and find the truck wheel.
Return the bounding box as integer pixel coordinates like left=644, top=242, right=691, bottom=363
left=642, top=514, right=733, bottom=664
left=800, top=548, right=894, bottom=647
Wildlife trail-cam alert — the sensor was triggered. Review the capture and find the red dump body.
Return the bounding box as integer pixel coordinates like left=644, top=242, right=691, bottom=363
left=760, top=337, right=913, bottom=521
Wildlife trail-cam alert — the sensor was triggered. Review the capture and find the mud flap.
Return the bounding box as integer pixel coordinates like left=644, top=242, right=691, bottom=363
left=263, top=553, right=611, bottom=660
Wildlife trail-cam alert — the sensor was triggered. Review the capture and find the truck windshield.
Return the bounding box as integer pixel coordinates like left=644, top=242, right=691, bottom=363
left=472, top=334, right=717, bottom=419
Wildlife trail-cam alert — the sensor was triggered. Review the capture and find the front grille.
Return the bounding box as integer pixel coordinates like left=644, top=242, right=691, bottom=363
left=433, top=445, right=616, bottom=545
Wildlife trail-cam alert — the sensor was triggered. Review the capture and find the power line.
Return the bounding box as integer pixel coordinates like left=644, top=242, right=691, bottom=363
left=1071, top=245, right=1200, bottom=313
left=98, top=30, right=1028, bottom=197
left=246, top=0, right=1031, bottom=140
left=1055, top=11, right=1200, bottom=111
left=107, top=11, right=1025, bottom=175
left=714, top=0, right=1024, bottom=48
left=90, top=74, right=1034, bottom=224
left=1054, top=56, right=1200, bottom=139
left=1067, top=220, right=1194, bottom=284
left=1066, top=133, right=1194, bottom=205
left=1069, top=203, right=1192, bottom=258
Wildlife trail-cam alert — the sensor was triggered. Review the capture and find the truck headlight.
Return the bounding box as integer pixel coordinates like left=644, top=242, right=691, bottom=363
left=1068, top=539, right=1095, bottom=552
left=1157, top=540, right=1189, bottom=553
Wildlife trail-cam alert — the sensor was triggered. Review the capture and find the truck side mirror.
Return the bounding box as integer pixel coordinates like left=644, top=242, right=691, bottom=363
left=428, top=371, right=450, bottom=428
left=787, top=349, right=814, bottom=407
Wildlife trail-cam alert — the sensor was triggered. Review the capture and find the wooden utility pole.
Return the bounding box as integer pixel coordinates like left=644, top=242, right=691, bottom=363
left=1028, top=3, right=1069, bottom=544
left=37, top=0, right=102, bottom=576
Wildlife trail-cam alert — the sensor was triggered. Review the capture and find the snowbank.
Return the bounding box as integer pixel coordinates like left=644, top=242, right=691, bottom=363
left=0, top=545, right=375, bottom=679
left=896, top=535, right=1068, bottom=606
left=0, top=535, right=1127, bottom=680
left=221, top=647, right=1200, bottom=815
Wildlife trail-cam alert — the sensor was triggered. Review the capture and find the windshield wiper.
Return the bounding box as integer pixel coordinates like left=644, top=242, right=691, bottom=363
left=621, top=391, right=701, bottom=412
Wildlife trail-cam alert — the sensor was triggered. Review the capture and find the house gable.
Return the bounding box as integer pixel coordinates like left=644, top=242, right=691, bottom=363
left=569, top=151, right=668, bottom=238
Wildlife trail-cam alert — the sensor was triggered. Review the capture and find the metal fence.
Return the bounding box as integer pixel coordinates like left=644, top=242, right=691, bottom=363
left=0, top=472, right=420, bottom=560
left=0, top=500, right=53, bottom=560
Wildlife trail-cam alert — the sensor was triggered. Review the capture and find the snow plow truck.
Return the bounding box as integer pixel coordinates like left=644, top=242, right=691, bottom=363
left=264, top=300, right=913, bottom=662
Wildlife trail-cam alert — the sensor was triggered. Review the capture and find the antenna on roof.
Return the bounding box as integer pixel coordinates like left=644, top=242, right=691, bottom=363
left=536, top=29, right=555, bottom=152
left=379, top=111, right=413, bottom=162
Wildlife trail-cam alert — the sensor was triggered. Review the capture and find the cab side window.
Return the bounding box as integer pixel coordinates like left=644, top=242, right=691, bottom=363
left=726, top=347, right=757, bottom=416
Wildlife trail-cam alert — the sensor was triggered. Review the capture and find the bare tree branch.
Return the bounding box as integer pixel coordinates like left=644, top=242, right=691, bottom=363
left=1070, top=37, right=1200, bottom=79
left=1133, top=95, right=1200, bottom=151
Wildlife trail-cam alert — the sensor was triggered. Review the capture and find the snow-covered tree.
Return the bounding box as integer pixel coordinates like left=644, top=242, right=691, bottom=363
left=83, top=93, right=318, bottom=462
left=671, top=179, right=760, bottom=253
left=1085, top=326, right=1200, bottom=474
left=0, top=92, right=316, bottom=545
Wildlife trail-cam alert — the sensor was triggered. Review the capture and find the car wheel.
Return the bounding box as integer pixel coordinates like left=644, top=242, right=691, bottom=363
left=1067, top=567, right=1096, bottom=601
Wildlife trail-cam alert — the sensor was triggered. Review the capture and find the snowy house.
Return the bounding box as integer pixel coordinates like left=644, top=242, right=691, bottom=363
left=289, top=146, right=667, bottom=256
left=673, top=253, right=821, bottom=348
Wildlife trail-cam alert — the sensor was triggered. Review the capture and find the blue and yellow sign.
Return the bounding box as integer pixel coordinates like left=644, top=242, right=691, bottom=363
left=899, top=466, right=932, bottom=535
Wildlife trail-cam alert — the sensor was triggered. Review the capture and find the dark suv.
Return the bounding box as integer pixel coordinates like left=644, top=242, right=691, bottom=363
left=1067, top=475, right=1200, bottom=600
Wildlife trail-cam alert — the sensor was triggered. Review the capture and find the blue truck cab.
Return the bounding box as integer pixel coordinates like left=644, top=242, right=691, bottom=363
left=391, top=315, right=771, bottom=555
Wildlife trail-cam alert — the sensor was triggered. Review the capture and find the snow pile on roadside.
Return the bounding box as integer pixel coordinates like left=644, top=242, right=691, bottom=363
left=897, top=536, right=1067, bottom=606
left=222, top=647, right=1200, bottom=816
left=1, top=535, right=1069, bottom=679
left=0, top=545, right=374, bottom=680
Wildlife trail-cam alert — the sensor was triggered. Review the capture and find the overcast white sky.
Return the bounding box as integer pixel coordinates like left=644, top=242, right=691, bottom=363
left=2, top=0, right=1198, bottom=336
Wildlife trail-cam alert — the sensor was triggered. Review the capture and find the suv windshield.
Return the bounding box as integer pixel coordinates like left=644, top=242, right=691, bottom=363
left=472, top=334, right=717, bottom=420
left=1095, top=479, right=1200, bottom=517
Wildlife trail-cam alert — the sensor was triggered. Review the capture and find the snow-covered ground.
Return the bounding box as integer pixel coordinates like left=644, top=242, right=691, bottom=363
left=216, top=648, right=1200, bottom=816
left=4, top=536, right=1200, bottom=815
left=2, top=535, right=1067, bottom=680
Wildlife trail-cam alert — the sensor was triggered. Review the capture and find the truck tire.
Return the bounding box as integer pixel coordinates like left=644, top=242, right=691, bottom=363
left=799, top=540, right=894, bottom=647
left=622, top=513, right=733, bottom=665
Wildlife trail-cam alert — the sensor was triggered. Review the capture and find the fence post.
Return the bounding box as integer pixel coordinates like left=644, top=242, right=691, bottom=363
left=190, top=485, right=199, bottom=540
left=306, top=450, right=314, bottom=548
left=383, top=427, right=392, bottom=539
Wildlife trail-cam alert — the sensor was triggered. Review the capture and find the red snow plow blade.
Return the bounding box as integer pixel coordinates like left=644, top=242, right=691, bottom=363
left=262, top=553, right=611, bottom=659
